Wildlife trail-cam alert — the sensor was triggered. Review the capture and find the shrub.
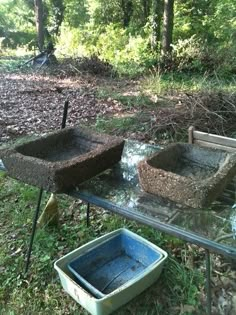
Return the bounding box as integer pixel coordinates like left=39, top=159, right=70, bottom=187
left=58, top=23, right=155, bottom=76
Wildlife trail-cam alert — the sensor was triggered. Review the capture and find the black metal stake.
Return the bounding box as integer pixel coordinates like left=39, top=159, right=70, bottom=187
left=205, top=249, right=212, bottom=315
left=61, top=99, right=69, bottom=129
left=24, top=99, right=69, bottom=274
left=86, top=202, right=90, bottom=227
left=25, top=187, right=43, bottom=274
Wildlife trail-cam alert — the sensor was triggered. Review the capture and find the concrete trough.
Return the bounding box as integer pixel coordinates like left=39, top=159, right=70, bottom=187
left=0, top=127, right=124, bottom=192
left=138, top=143, right=236, bottom=208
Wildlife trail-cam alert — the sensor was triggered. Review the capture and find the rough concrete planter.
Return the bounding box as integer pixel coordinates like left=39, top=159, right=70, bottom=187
left=0, top=127, right=124, bottom=192
left=138, top=143, right=236, bottom=208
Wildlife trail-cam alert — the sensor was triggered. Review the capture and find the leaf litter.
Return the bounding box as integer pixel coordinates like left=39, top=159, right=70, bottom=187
left=0, top=72, right=124, bottom=144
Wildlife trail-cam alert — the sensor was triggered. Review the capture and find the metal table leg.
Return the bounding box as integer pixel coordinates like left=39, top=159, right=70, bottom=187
left=86, top=202, right=90, bottom=227
left=205, top=249, right=212, bottom=315
left=25, top=187, right=43, bottom=274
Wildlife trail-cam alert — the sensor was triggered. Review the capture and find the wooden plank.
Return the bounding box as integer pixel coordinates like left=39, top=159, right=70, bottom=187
left=193, top=131, right=236, bottom=148
left=188, top=126, right=194, bottom=144
left=194, top=139, right=236, bottom=152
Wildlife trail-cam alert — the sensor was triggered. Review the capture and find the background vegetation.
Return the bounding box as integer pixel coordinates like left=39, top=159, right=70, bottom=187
left=1, top=0, right=236, bottom=76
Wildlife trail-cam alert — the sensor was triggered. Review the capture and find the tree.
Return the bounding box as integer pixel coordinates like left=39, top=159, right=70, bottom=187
left=162, top=0, right=174, bottom=56
left=121, top=0, right=133, bottom=27
left=34, top=0, right=44, bottom=50
left=151, top=0, right=162, bottom=51
left=48, top=0, right=65, bottom=35
left=0, top=0, right=35, bottom=48
left=141, top=0, right=151, bottom=23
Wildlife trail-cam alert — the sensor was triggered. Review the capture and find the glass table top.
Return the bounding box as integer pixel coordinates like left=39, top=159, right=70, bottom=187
left=1, top=140, right=235, bottom=256
left=75, top=140, right=236, bottom=254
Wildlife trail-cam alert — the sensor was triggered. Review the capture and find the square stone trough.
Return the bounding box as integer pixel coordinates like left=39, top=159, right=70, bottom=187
left=138, top=143, right=236, bottom=208
left=1, top=127, right=124, bottom=193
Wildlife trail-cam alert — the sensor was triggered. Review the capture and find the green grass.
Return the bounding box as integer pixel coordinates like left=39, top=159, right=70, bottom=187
left=95, top=115, right=140, bottom=134
left=96, top=88, right=156, bottom=110
left=0, top=172, right=204, bottom=315
left=0, top=56, right=29, bottom=72
left=141, top=71, right=236, bottom=95
left=114, top=61, right=148, bottom=78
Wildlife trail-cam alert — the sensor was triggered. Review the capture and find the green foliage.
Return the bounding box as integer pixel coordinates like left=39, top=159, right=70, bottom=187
left=207, top=0, right=236, bottom=45
left=0, top=55, right=28, bottom=72
left=1, top=0, right=236, bottom=75
left=171, top=36, right=203, bottom=71
left=58, top=23, right=155, bottom=75
left=172, top=0, right=236, bottom=74
left=63, top=0, right=90, bottom=28
left=1, top=31, right=36, bottom=49
left=164, top=256, right=203, bottom=309
left=174, top=0, right=215, bottom=41
left=95, top=24, right=129, bottom=61
left=57, top=26, right=86, bottom=56
left=0, top=0, right=35, bottom=49
left=90, top=0, right=123, bottom=25
left=45, top=0, right=65, bottom=35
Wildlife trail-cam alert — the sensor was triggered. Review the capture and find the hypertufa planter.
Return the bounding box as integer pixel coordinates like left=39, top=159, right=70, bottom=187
left=138, top=143, right=236, bottom=208
left=0, top=127, right=124, bottom=192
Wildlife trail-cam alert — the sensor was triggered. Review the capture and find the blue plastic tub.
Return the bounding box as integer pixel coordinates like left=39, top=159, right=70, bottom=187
left=54, top=228, right=168, bottom=315
left=68, top=229, right=163, bottom=298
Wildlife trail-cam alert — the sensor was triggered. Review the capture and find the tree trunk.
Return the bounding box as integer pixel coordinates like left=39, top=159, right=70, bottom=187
left=151, top=0, right=162, bottom=51
left=34, top=0, right=44, bottom=51
left=51, top=0, right=65, bottom=36
left=121, top=0, right=133, bottom=27
left=142, top=0, right=151, bottom=24
left=162, top=0, right=174, bottom=56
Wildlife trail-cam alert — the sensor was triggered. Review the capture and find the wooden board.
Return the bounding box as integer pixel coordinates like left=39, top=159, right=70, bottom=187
left=194, top=139, right=236, bottom=152
left=188, top=126, right=236, bottom=152
left=193, top=130, right=236, bottom=148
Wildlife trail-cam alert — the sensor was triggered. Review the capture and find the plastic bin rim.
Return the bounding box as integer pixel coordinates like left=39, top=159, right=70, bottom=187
left=54, top=228, right=168, bottom=300
left=55, top=228, right=168, bottom=265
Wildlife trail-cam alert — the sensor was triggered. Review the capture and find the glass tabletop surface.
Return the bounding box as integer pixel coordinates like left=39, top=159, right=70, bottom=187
left=77, top=140, right=236, bottom=250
